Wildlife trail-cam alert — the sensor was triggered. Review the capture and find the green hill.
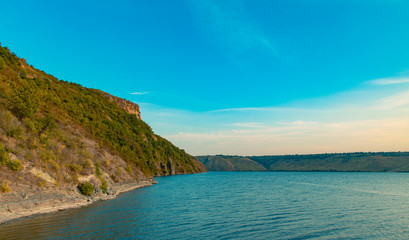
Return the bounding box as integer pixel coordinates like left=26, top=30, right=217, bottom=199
left=0, top=44, right=206, bottom=197
left=197, top=155, right=267, bottom=171
left=198, top=152, right=409, bottom=172
left=250, top=152, right=409, bottom=172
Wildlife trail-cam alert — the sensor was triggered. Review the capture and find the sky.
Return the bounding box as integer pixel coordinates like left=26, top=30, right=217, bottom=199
left=1, top=0, right=409, bottom=155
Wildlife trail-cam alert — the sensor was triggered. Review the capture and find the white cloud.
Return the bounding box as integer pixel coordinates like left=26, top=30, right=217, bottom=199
left=375, top=90, right=409, bottom=109
left=130, top=91, right=149, bottom=95
left=139, top=76, right=409, bottom=155
left=187, top=0, right=279, bottom=59
left=231, top=122, right=265, bottom=128
left=210, top=107, right=317, bottom=113
left=164, top=118, right=409, bottom=156
left=367, top=77, right=409, bottom=85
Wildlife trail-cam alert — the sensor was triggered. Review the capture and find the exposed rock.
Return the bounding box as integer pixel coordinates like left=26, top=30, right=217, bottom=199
left=0, top=44, right=207, bottom=225
left=0, top=180, right=155, bottom=225
left=30, top=168, right=56, bottom=185
left=99, top=91, right=141, bottom=119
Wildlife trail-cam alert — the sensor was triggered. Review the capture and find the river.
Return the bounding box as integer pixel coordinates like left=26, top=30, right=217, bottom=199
left=2, top=172, right=409, bottom=239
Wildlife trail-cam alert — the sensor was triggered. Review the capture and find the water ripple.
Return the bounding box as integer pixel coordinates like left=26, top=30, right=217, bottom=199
left=2, top=172, right=409, bottom=239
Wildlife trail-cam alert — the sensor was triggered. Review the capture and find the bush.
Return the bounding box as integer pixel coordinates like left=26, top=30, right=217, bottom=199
left=69, top=163, right=83, bottom=173
left=6, top=126, right=22, bottom=138
left=0, top=56, right=4, bottom=69
left=95, top=162, right=102, bottom=177
left=125, top=164, right=132, bottom=174
left=0, top=142, right=8, bottom=162
left=78, top=182, right=94, bottom=196
left=82, top=159, right=92, bottom=169
left=100, top=178, right=108, bottom=194
left=0, top=143, right=22, bottom=171
left=1, top=181, right=10, bottom=193
left=7, top=159, right=23, bottom=171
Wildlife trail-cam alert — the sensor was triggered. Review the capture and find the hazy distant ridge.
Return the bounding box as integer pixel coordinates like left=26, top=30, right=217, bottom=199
left=198, top=152, right=409, bottom=172
left=197, top=156, right=267, bottom=171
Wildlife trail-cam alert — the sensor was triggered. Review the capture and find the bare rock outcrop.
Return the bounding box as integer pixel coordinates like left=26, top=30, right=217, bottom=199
left=100, top=91, right=141, bottom=119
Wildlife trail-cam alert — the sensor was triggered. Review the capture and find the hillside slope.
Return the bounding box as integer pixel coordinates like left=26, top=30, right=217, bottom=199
left=0, top=45, right=206, bottom=223
left=250, top=152, right=409, bottom=172
left=197, top=156, right=267, bottom=171
left=198, top=153, right=409, bottom=172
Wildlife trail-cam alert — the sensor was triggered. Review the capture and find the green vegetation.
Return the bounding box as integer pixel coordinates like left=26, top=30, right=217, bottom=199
left=100, top=178, right=108, bottom=194
left=198, top=152, right=409, bottom=172
left=197, top=155, right=267, bottom=171
left=1, top=181, right=10, bottom=193
left=78, top=182, right=94, bottom=196
left=0, top=142, right=22, bottom=171
left=0, top=44, right=206, bottom=193
left=95, top=162, right=107, bottom=193
left=0, top=142, right=9, bottom=164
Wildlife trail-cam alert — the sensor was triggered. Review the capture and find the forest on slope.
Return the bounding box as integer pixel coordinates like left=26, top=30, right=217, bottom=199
left=198, top=152, right=409, bottom=172
left=0, top=44, right=206, bottom=196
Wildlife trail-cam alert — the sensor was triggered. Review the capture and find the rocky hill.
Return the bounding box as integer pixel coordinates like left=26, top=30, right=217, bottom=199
left=0, top=44, right=206, bottom=223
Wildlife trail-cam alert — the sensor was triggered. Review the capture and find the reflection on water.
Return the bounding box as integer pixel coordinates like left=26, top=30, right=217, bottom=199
left=2, top=172, right=409, bottom=239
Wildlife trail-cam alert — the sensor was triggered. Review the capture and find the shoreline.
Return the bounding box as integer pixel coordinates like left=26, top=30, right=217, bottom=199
left=0, top=179, right=156, bottom=225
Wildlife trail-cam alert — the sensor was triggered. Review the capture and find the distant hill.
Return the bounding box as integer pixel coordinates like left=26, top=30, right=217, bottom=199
left=196, top=156, right=267, bottom=171
left=0, top=44, right=206, bottom=214
left=198, top=152, right=409, bottom=172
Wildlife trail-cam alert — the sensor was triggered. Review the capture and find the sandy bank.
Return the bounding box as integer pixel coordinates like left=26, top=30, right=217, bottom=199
left=0, top=180, right=156, bottom=225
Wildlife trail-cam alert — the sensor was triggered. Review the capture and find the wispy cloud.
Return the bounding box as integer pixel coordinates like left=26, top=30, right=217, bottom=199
left=376, top=90, right=409, bottom=109
left=130, top=91, right=149, bottom=95
left=140, top=75, right=409, bottom=155
left=165, top=118, right=409, bottom=155
left=231, top=122, right=265, bottom=128
left=260, top=38, right=279, bottom=57
left=187, top=0, right=279, bottom=59
left=209, top=107, right=317, bottom=113
left=367, top=77, right=409, bottom=85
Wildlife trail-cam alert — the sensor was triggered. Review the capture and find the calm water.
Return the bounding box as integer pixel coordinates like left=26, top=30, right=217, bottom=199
left=2, top=172, right=409, bottom=239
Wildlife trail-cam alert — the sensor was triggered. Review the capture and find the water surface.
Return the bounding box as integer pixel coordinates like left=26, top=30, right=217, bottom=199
left=2, top=172, right=409, bottom=239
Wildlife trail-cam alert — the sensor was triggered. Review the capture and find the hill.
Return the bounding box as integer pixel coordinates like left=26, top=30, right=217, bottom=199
left=196, top=155, right=267, bottom=171
left=198, top=152, right=409, bottom=172
left=0, top=44, right=206, bottom=223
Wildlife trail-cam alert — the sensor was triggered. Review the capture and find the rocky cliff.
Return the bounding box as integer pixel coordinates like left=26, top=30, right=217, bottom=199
left=0, top=45, right=206, bottom=224
left=100, top=91, right=141, bottom=119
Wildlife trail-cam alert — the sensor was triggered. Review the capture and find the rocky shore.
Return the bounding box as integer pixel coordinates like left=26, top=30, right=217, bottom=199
left=0, top=180, right=155, bottom=225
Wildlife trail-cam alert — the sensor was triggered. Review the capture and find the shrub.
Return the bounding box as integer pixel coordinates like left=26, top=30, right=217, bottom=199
left=78, top=182, right=94, bottom=196
left=7, top=159, right=23, bottom=171
left=69, top=163, right=83, bottom=173
left=0, top=56, right=5, bottom=69
left=0, top=142, right=8, bottom=162
left=82, top=159, right=92, bottom=169
left=6, top=126, right=22, bottom=138
left=0, top=143, right=22, bottom=171
left=1, top=181, right=10, bottom=193
left=100, top=178, right=108, bottom=194
left=125, top=164, right=132, bottom=174
left=95, top=162, right=102, bottom=177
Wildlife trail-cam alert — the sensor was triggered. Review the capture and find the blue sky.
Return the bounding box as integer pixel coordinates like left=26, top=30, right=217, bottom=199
left=1, top=0, right=409, bottom=155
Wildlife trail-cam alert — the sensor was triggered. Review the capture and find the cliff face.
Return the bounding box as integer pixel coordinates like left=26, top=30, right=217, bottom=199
left=100, top=91, right=141, bottom=119
left=0, top=45, right=206, bottom=222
